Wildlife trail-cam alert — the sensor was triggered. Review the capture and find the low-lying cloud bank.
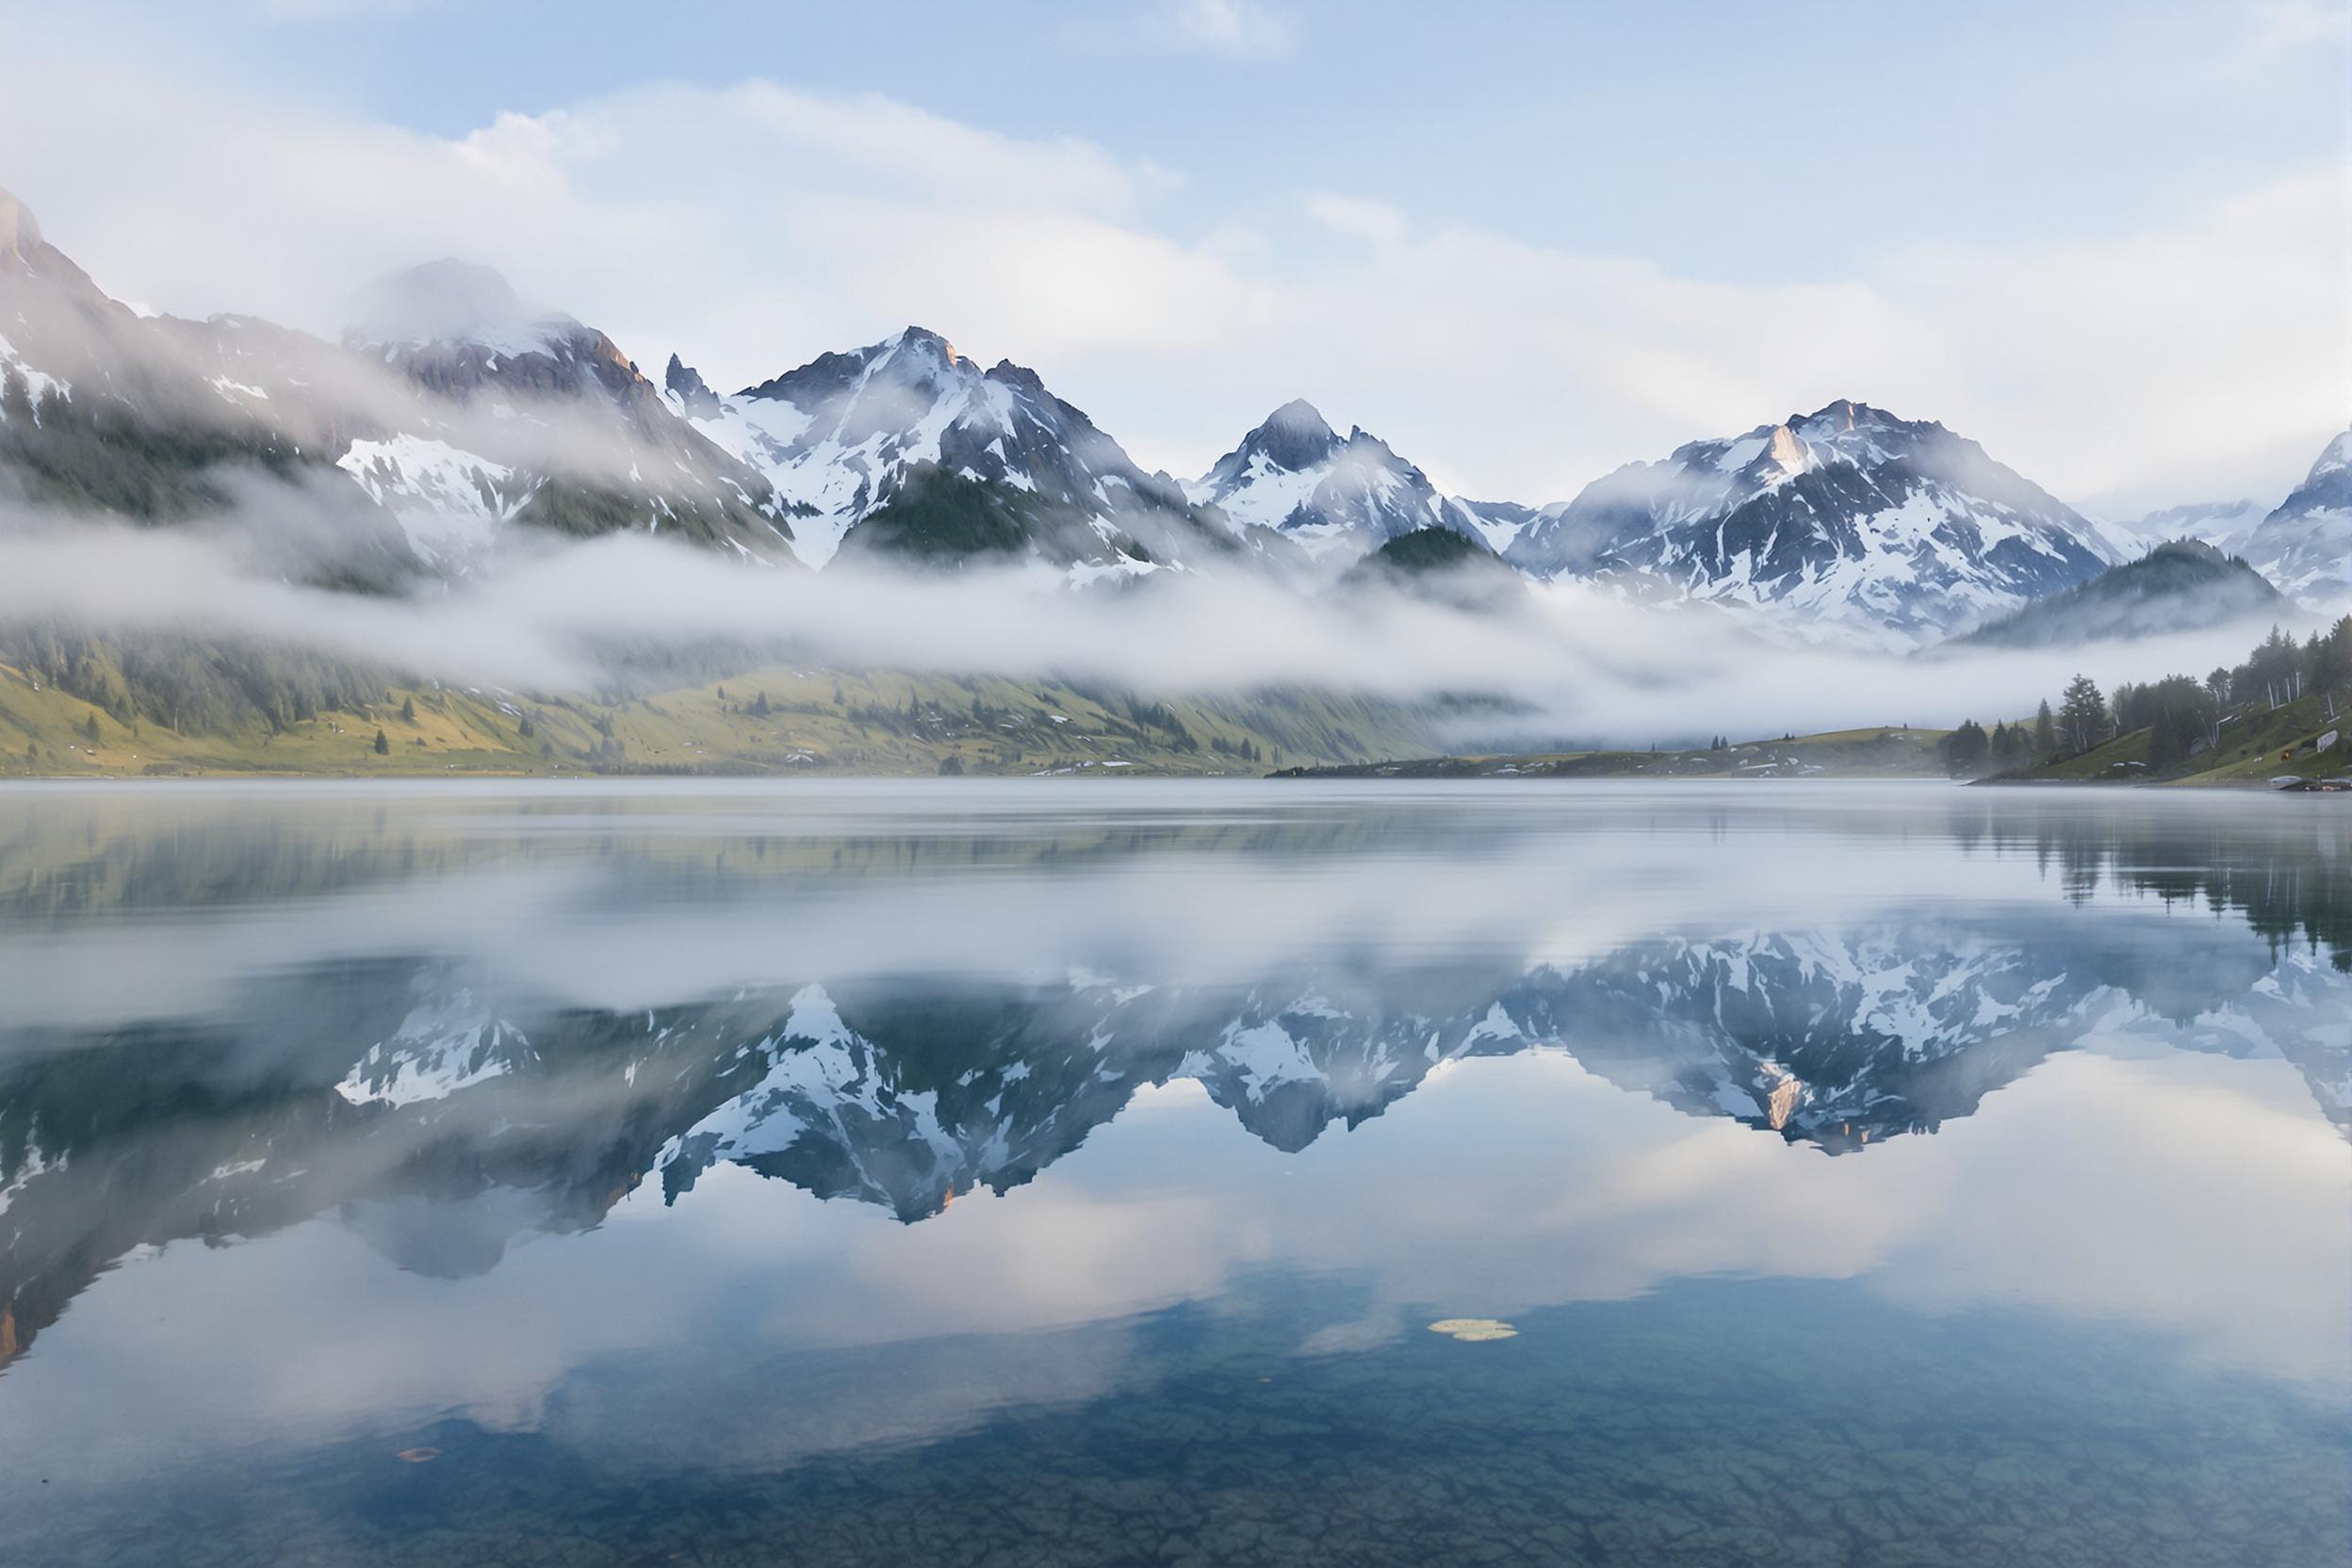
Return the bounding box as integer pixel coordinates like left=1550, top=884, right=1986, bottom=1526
left=0, top=499, right=2314, bottom=748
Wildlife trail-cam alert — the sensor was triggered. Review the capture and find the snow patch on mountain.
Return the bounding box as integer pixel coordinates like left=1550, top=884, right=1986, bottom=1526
left=0, top=327, right=70, bottom=414
left=2232, top=428, right=2352, bottom=607
left=1187, top=399, right=1467, bottom=563
left=337, top=434, right=534, bottom=570
left=335, top=994, right=531, bottom=1108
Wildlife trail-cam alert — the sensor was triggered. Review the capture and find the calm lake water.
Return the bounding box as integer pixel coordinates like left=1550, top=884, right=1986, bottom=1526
left=0, top=780, right=2345, bottom=1566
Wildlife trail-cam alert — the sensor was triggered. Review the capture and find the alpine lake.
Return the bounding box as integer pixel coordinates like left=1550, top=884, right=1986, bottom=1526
left=0, top=780, right=2344, bottom=1566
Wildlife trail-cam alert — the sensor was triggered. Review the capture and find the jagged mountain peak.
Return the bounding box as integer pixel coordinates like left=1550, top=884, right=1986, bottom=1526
left=1686, top=399, right=1922, bottom=482
left=663, top=352, right=723, bottom=417
left=1189, top=401, right=1470, bottom=562
left=2302, top=425, right=2351, bottom=482
left=1245, top=398, right=1342, bottom=469
left=867, top=324, right=966, bottom=377
left=2229, top=423, right=2352, bottom=606
left=900, top=323, right=959, bottom=359
left=1792, top=398, right=1901, bottom=433
left=1213, top=399, right=1343, bottom=475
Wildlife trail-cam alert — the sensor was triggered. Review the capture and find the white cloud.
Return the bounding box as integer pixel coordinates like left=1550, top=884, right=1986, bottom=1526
left=2242, top=0, right=2351, bottom=60
left=1307, top=193, right=1408, bottom=246
left=1163, top=0, right=1293, bottom=57
left=250, top=0, right=441, bottom=16
left=1071, top=0, right=1294, bottom=59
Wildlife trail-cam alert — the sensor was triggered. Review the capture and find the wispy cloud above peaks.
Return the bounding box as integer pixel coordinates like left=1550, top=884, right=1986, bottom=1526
left=2244, top=0, right=2350, bottom=58
left=1165, top=0, right=1294, bottom=57
left=1308, top=194, right=1408, bottom=246
left=1069, top=0, right=1295, bottom=60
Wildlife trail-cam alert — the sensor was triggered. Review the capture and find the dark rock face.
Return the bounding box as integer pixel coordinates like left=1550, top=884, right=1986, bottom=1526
left=1244, top=398, right=1345, bottom=472
left=663, top=353, right=724, bottom=417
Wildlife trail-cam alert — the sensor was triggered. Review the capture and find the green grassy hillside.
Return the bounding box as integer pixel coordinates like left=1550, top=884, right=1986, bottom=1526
left=2000, top=690, right=2352, bottom=788
left=0, top=652, right=1446, bottom=779
left=1270, top=727, right=1952, bottom=780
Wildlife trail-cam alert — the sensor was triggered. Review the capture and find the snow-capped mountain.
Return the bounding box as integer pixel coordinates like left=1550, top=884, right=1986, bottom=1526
left=1507, top=400, right=2116, bottom=646
left=2231, top=429, right=2352, bottom=607
left=2121, top=498, right=2269, bottom=556
left=336, top=259, right=792, bottom=566
left=2, top=188, right=428, bottom=581
left=7, top=181, right=2336, bottom=639
left=1, top=195, right=792, bottom=572
left=666, top=327, right=1246, bottom=572
left=1185, top=399, right=1494, bottom=564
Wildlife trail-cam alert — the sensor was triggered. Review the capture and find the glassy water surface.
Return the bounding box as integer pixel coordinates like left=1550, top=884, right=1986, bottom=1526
left=0, top=780, right=2345, bottom=1565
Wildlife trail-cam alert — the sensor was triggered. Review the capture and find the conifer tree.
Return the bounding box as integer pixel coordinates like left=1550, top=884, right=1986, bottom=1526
left=2058, top=676, right=2108, bottom=757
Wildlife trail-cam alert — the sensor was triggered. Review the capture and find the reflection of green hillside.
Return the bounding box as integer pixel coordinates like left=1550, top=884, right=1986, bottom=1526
left=0, top=790, right=1541, bottom=924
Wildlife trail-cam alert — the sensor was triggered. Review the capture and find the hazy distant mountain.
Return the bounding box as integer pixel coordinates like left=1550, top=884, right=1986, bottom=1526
left=2123, top=498, right=2269, bottom=555
left=1505, top=400, right=2116, bottom=646
left=337, top=258, right=793, bottom=567
left=1951, top=540, right=2287, bottom=649
left=1337, top=523, right=1525, bottom=610
left=0, top=189, right=792, bottom=572
left=2233, top=429, right=2352, bottom=607
left=0, top=188, right=428, bottom=585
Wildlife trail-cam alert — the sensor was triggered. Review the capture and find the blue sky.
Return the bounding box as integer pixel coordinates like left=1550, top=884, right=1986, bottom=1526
left=3, top=0, right=2345, bottom=509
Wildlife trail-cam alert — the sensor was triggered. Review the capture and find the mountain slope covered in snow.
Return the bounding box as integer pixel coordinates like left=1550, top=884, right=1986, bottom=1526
left=668, top=328, right=1254, bottom=573
left=1184, top=398, right=1498, bottom=564
left=1505, top=400, right=2116, bottom=646
left=2232, top=429, right=2352, bottom=607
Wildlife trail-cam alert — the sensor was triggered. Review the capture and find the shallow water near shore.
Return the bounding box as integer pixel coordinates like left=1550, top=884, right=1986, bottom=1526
left=0, top=780, right=2345, bottom=1565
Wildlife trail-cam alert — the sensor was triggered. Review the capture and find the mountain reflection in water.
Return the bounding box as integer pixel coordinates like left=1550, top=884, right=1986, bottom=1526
left=0, top=782, right=2345, bottom=1567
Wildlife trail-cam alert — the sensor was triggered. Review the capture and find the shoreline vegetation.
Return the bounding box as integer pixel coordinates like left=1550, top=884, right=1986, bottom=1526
left=8, top=619, right=2350, bottom=789
left=1280, top=619, right=2352, bottom=790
